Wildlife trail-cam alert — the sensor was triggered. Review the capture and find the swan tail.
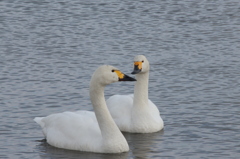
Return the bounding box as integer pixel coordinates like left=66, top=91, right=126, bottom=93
left=34, top=117, right=45, bottom=128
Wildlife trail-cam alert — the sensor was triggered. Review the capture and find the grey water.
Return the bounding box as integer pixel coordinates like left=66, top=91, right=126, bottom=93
left=0, top=0, right=240, bottom=158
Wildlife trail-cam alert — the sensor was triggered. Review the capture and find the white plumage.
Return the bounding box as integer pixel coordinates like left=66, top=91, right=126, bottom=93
left=34, top=65, right=136, bottom=153
left=107, top=55, right=164, bottom=133
left=34, top=111, right=102, bottom=152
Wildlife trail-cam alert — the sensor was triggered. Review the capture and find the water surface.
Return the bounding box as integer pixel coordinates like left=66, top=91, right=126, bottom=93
left=0, top=0, right=240, bottom=158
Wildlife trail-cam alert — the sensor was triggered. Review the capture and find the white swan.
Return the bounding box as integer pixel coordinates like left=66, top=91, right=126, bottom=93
left=106, top=55, right=164, bottom=133
left=34, top=65, right=136, bottom=153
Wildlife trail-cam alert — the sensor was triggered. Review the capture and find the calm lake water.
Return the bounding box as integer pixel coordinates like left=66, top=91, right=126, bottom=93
left=1, top=0, right=240, bottom=158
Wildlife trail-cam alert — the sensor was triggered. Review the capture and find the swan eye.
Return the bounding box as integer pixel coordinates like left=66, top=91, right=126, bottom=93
left=112, top=70, right=115, bottom=72
left=142, top=60, right=144, bottom=63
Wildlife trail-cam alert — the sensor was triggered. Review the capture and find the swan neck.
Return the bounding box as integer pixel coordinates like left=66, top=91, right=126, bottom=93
left=134, top=71, right=149, bottom=108
left=89, top=81, right=121, bottom=139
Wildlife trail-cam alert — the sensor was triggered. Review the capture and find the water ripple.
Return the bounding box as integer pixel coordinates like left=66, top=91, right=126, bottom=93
left=0, top=0, right=240, bottom=158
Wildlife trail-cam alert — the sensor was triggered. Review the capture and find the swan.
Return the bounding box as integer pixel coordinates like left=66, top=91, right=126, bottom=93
left=106, top=55, right=164, bottom=133
left=34, top=65, right=136, bottom=153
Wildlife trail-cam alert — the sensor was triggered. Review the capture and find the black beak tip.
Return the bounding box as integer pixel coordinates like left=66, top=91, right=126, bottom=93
left=119, top=75, right=136, bottom=81
left=125, top=75, right=136, bottom=81
left=131, top=69, right=141, bottom=75
left=132, top=64, right=142, bottom=74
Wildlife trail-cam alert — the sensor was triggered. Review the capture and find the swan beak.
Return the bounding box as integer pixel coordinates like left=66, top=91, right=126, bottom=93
left=115, top=70, right=136, bottom=81
left=119, top=74, right=136, bottom=81
left=131, top=61, right=142, bottom=74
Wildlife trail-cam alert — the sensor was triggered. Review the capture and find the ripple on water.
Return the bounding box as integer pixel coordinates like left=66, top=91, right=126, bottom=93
left=0, top=0, right=240, bottom=158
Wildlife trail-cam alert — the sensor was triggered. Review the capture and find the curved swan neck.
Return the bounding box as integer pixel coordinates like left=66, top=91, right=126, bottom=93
left=133, top=71, right=149, bottom=108
left=89, top=81, right=121, bottom=139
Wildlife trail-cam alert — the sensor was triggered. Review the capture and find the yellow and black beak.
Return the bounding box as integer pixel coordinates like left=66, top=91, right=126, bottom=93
left=131, top=61, right=142, bottom=74
left=114, top=70, right=136, bottom=81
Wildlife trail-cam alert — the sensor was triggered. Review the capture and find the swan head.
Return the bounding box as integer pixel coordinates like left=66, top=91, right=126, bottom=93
left=131, top=55, right=149, bottom=74
left=91, top=65, right=136, bottom=86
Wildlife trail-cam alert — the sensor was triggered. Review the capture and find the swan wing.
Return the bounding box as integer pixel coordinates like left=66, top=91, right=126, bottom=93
left=107, top=95, right=164, bottom=132
left=34, top=110, right=102, bottom=152
left=106, top=94, right=133, bottom=131
left=148, top=99, right=163, bottom=123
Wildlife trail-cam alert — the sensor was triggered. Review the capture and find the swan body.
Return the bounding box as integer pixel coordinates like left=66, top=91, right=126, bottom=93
left=34, top=65, right=136, bottom=153
left=107, top=55, right=164, bottom=133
